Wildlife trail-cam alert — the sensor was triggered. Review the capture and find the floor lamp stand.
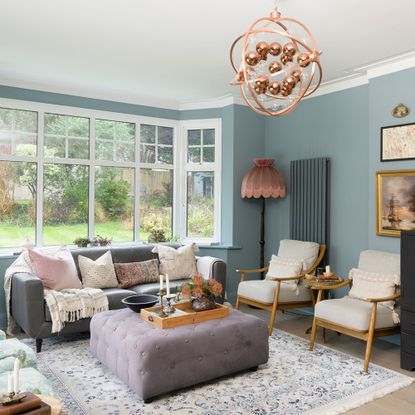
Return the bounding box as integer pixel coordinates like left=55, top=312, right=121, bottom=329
left=260, top=197, right=265, bottom=280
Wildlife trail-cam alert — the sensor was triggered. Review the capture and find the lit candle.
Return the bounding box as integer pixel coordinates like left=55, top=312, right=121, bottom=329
left=13, top=358, right=20, bottom=393
left=325, top=265, right=331, bottom=275
left=159, top=275, right=164, bottom=291
left=166, top=274, right=170, bottom=296
left=7, top=373, right=13, bottom=394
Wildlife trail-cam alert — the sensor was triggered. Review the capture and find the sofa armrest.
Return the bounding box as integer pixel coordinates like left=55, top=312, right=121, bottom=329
left=10, top=272, right=46, bottom=338
left=196, top=256, right=227, bottom=303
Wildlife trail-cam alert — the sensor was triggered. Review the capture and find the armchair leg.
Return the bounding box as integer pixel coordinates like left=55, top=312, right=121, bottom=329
left=363, top=303, right=377, bottom=373
left=309, top=318, right=317, bottom=351
left=268, top=281, right=281, bottom=336
left=235, top=296, right=241, bottom=310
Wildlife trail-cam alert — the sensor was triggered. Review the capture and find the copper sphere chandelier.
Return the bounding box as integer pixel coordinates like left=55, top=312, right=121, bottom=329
left=230, top=1, right=322, bottom=116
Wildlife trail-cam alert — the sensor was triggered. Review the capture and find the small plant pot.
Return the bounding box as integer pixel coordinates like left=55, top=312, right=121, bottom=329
left=191, top=296, right=216, bottom=312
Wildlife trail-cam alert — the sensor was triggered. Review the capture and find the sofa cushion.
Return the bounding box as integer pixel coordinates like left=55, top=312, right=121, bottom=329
left=114, top=259, right=159, bottom=288
left=129, top=279, right=191, bottom=295
left=0, top=338, right=37, bottom=372
left=277, top=240, right=319, bottom=271
left=78, top=251, right=119, bottom=289
left=315, top=297, right=398, bottom=331
left=237, top=280, right=311, bottom=304
left=152, top=244, right=198, bottom=280
left=45, top=288, right=135, bottom=321
left=29, top=247, right=82, bottom=290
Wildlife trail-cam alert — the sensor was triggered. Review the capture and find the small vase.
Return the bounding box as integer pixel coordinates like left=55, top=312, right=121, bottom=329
left=191, top=296, right=216, bottom=312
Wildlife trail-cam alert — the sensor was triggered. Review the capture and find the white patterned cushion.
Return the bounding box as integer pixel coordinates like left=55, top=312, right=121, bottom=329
left=266, top=255, right=303, bottom=286
left=238, top=280, right=311, bottom=304
left=78, top=251, right=118, bottom=288
left=277, top=240, right=319, bottom=271
left=348, top=268, right=398, bottom=309
left=152, top=244, right=198, bottom=280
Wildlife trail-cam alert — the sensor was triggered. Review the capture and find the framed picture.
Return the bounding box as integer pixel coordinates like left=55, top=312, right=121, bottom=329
left=376, top=170, right=415, bottom=237
left=381, top=122, right=415, bottom=161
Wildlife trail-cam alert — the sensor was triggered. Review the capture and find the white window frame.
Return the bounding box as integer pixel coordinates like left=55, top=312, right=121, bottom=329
left=179, top=119, right=222, bottom=244
left=0, top=98, right=222, bottom=248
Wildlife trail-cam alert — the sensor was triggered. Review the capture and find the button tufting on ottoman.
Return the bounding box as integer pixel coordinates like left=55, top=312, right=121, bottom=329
left=90, top=308, right=269, bottom=401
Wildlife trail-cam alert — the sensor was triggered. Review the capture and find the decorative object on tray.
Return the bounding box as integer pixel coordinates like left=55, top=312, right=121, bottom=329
left=121, top=295, right=158, bottom=313
left=181, top=274, right=223, bottom=312
left=376, top=170, right=415, bottom=237
left=392, top=103, right=410, bottom=119
left=381, top=122, right=415, bottom=161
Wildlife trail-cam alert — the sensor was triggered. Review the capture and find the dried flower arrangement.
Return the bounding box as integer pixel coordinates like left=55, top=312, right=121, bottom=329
left=181, top=274, right=223, bottom=300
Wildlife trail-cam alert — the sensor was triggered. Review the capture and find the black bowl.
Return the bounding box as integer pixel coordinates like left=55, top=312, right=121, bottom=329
left=121, top=294, right=159, bottom=313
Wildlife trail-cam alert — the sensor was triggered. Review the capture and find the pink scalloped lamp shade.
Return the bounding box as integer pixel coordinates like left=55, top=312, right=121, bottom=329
left=241, top=158, right=286, bottom=199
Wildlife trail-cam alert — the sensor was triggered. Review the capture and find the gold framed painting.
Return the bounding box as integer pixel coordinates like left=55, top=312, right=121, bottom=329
left=376, top=170, right=415, bottom=237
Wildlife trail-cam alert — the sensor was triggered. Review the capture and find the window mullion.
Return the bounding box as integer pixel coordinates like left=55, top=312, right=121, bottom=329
left=88, top=117, right=96, bottom=240
left=36, top=111, right=45, bottom=247
left=134, top=122, right=140, bottom=242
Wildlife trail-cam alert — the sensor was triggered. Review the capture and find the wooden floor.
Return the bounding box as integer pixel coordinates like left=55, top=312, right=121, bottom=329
left=240, top=304, right=415, bottom=415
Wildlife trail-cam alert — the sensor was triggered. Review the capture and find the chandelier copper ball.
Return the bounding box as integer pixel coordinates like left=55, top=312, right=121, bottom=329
left=256, top=42, right=270, bottom=59
left=245, top=51, right=261, bottom=66
left=283, top=43, right=297, bottom=56
left=268, top=81, right=281, bottom=95
left=280, top=86, right=292, bottom=97
left=255, top=77, right=269, bottom=90
left=280, top=53, right=293, bottom=66
left=282, top=75, right=297, bottom=90
left=269, top=42, right=282, bottom=56
left=269, top=61, right=282, bottom=74
left=291, top=70, right=302, bottom=82
left=297, top=53, right=310, bottom=68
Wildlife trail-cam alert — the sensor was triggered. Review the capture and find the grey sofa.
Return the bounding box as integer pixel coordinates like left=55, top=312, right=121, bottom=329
left=10, top=244, right=226, bottom=352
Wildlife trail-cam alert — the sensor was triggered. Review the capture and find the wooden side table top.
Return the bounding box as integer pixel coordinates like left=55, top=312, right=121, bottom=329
left=304, top=274, right=344, bottom=290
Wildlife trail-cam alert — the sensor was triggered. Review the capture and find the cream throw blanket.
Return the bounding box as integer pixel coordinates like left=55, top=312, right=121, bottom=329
left=4, top=248, right=109, bottom=334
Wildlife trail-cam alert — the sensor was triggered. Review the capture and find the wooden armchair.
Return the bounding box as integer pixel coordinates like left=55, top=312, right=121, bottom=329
left=236, top=242, right=326, bottom=335
left=309, top=250, right=401, bottom=372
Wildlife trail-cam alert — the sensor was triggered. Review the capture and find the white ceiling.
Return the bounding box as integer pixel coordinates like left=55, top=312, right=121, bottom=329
left=1, top=0, right=415, bottom=107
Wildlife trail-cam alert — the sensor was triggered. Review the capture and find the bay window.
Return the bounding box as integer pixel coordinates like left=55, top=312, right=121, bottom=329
left=0, top=99, right=221, bottom=248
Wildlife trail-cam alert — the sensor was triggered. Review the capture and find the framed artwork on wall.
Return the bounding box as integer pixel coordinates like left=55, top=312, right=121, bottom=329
left=381, top=122, right=415, bottom=161
left=376, top=170, right=415, bottom=237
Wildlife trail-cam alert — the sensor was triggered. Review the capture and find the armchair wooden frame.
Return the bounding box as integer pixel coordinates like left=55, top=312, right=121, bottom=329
left=235, top=244, right=326, bottom=336
left=309, top=281, right=400, bottom=372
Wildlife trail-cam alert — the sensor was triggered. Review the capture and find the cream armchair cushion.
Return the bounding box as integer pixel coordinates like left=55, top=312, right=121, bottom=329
left=358, top=250, right=400, bottom=276
left=315, top=297, right=398, bottom=331
left=237, top=280, right=311, bottom=304
left=265, top=256, right=303, bottom=287
left=277, top=240, right=319, bottom=271
left=348, top=268, right=398, bottom=309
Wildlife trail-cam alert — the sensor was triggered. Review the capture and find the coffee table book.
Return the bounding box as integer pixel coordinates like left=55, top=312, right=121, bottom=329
left=0, top=392, right=42, bottom=415
left=141, top=302, right=229, bottom=329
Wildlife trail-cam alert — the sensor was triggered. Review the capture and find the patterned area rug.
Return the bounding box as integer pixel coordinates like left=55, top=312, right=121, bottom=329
left=30, top=330, right=413, bottom=415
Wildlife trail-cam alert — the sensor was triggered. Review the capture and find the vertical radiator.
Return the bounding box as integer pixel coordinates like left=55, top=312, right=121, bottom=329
left=290, top=157, right=330, bottom=250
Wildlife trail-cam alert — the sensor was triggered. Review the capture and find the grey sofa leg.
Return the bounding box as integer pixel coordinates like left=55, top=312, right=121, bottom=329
left=36, top=339, right=43, bottom=353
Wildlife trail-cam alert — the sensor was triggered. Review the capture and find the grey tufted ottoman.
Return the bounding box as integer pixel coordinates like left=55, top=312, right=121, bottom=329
left=90, top=307, right=269, bottom=401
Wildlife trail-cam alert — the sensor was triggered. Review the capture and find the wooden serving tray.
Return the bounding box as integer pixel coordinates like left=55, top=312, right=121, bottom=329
left=141, top=302, right=229, bottom=329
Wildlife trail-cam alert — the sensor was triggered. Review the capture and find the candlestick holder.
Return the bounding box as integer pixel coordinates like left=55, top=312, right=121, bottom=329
left=157, top=289, right=167, bottom=318
left=163, top=294, right=176, bottom=315
left=0, top=391, right=26, bottom=405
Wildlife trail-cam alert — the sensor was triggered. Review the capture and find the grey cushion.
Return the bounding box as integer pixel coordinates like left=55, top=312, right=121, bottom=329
left=315, top=296, right=398, bottom=331
left=129, top=279, right=191, bottom=295
left=44, top=288, right=135, bottom=322
left=90, top=308, right=269, bottom=400
left=237, top=280, right=311, bottom=304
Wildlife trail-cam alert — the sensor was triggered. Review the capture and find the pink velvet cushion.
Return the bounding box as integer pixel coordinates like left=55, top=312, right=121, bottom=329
left=28, top=247, right=82, bottom=290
